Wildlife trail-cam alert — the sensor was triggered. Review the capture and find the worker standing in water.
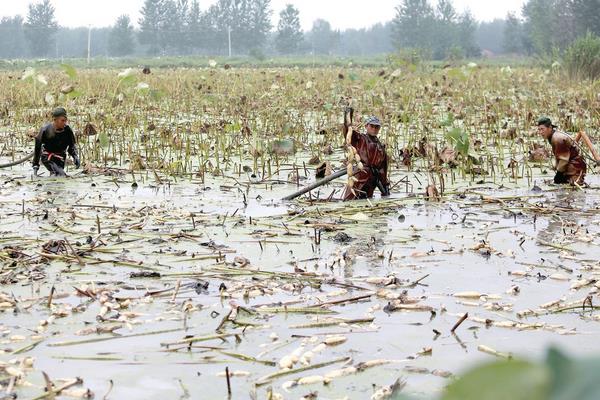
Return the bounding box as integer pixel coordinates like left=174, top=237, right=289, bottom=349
left=342, top=108, right=390, bottom=200
left=537, top=117, right=586, bottom=185
left=32, top=107, right=80, bottom=177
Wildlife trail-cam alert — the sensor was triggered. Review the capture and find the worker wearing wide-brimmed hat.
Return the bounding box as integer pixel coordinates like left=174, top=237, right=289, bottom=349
left=537, top=117, right=586, bottom=185
left=32, top=107, right=80, bottom=177
left=342, top=114, right=390, bottom=200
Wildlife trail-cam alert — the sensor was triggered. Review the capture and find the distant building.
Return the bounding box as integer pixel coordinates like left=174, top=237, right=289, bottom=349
left=481, top=49, right=496, bottom=58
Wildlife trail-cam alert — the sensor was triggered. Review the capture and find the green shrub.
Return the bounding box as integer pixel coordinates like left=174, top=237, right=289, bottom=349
left=563, top=32, right=600, bottom=81
left=387, top=47, right=431, bottom=69
left=248, top=48, right=266, bottom=61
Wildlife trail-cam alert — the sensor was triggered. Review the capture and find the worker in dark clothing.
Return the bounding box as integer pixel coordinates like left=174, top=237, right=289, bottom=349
left=342, top=111, right=390, bottom=200
left=32, top=107, right=80, bottom=177
left=537, top=117, right=586, bottom=185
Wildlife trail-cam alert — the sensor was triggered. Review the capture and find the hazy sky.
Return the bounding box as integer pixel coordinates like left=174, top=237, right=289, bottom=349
left=0, top=0, right=525, bottom=30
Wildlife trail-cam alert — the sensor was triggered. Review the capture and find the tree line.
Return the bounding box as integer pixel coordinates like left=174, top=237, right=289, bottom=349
left=0, top=0, right=598, bottom=60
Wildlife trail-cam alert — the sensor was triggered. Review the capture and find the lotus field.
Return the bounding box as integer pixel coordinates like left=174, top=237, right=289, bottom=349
left=1, top=63, right=600, bottom=399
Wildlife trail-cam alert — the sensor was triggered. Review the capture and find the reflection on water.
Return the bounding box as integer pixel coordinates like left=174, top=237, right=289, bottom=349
left=1, top=162, right=600, bottom=399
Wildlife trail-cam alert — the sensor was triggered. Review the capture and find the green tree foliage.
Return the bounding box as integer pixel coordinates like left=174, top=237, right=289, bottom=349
left=432, top=0, right=458, bottom=58
left=476, top=19, right=505, bottom=54
left=169, top=0, right=190, bottom=54
left=391, top=0, right=479, bottom=60
left=458, top=12, right=480, bottom=57
left=392, top=0, right=434, bottom=50
left=308, top=19, right=340, bottom=55
left=204, top=0, right=272, bottom=55
left=520, top=0, right=600, bottom=55
left=0, top=16, right=27, bottom=59
left=137, top=0, right=189, bottom=55
left=502, top=12, right=525, bottom=53
left=186, top=0, right=204, bottom=52
left=275, top=4, right=303, bottom=54
left=249, top=0, right=273, bottom=51
left=24, top=0, right=58, bottom=57
left=203, top=0, right=243, bottom=54
left=138, top=0, right=167, bottom=55
left=109, top=15, right=135, bottom=57
left=339, top=23, right=394, bottom=56
left=570, top=0, right=600, bottom=36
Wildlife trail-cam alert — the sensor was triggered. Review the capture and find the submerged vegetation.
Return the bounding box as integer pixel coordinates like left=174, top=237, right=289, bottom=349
left=0, top=62, right=600, bottom=399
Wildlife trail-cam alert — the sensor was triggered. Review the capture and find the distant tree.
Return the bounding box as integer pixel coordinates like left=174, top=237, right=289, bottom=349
left=502, top=12, right=524, bottom=54
left=432, top=0, right=458, bottom=58
left=205, top=0, right=243, bottom=54
left=50, top=26, right=110, bottom=58
left=436, top=0, right=457, bottom=22
left=0, top=16, right=27, bottom=59
left=554, top=0, right=578, bottom=50
left=138, top=0, right=167, bottom=55
left=169, top=0, right=190, bottom=54
left=248, top=0, right=272, bottom=51
left=570, top=0, right=600, bottom=36
left=308, top=19, right=339, bottom=55
left=391, top=0, right=434, bottom=50
left=522, top=0, right=558, bottom=55
left=457, top=11, right=480, bottom=57
left=339, top=23, right=393, bottom=56
left=392, top=0, right=478, bottom=59
left=187, top=0, right=203, bottom=51
left=520, top=0, right=600, bottom=55
left=203, top=0, right=272, bottom=55
left=476, top=19, right=506, bottom=54
left=275, top=4, right=303, bottom=54
left=24, top=0, right=58, bottom=57
left=109, top=15, right=135, bottom=56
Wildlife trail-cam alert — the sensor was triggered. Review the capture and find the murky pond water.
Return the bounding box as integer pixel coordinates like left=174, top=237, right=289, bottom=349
left=2, top=148, right=600, bottom=400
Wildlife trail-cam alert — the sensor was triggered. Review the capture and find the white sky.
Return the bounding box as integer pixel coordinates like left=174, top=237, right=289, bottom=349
left=1, top=0, right=525, bottom=30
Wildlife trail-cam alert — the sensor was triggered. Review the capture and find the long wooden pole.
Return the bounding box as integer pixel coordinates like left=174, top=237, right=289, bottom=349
left=0, top=151, right=33, bottom=168
left=282, top=169, right=348, bottom=201
left=282, top=106, right=355, bottom=201
left=575, top=131, right=600, bottom=164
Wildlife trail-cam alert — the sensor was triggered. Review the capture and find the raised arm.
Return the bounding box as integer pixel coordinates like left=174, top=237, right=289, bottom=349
left=343, top=107, right=359, bottom=146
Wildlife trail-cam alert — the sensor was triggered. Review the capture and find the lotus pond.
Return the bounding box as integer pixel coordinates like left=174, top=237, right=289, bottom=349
left=1, top=64, right=600, bottom=399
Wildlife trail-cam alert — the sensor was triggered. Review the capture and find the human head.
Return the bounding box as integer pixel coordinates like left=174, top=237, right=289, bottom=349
left=365, top=116, right=381, bottom=136
left=52, top=107, right=67, bottom=130
left=537, top=116, right=556, bottom=140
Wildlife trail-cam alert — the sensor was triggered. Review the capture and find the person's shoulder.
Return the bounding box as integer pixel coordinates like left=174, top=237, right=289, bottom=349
left=353, top=129, right=367, bottom=138
left=551, top=130, right=570, bottom=143
left=38, top=123, right=52, bottom=136
left=551, top=131, right=575, bottom=150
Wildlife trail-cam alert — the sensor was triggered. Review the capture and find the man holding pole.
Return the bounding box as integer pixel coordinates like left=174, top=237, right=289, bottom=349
left=537, top=117, right=586, bottom=185
left=281, top=107, right=391, bottom=202
left=343, top=109, right=390, bottom=200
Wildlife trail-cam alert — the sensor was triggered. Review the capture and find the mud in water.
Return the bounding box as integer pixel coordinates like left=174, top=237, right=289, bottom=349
left=2, top=155, right=600, bottom=399
left=1, top=66, right=600, bottom=399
